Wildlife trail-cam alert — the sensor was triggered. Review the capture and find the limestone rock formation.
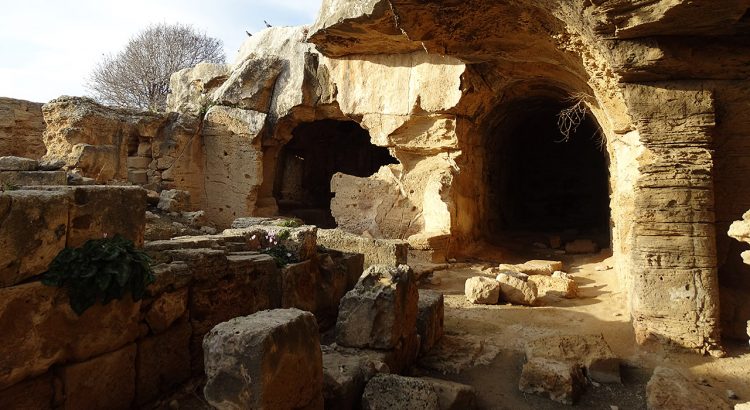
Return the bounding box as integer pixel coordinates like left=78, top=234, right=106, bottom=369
left=496, top=273, right=538, bottom=306
left=203, top=309, right=323, bottom=410
left=525, top=334, right=621, bottom=384
left=0, top=97, right=46, bottom=159
left=361, top=374, right=439, bottom=410
left=529, top=274, right=578, bottom=299
left=518, top=357, right=585, bottom=405
left=166, top=62, right=229, bottom=115
left=335, top=264, right=418, bottom=350
left=416, top=289, right=444, bottom=354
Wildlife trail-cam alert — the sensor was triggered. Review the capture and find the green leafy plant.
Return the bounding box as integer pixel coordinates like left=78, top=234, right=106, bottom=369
left=277, top=219, right=302, bottom=228
left=41, top=234, right=155, bottom=315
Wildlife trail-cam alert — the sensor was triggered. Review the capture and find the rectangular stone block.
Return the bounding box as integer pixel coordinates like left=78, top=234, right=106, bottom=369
left=417, top=289, right=444, bottom=354
left=135, top=321, right=191, bottom=405
left=0, top=282, right=140, bottom=389
left=0, top=170, right=66, bottom=186
left=128, top=170, right=148, bottom=185
left=281, top=260, right=318, bottom=312
left=65, top=186, right=147, bottom=247
left=318, top=228, right=408, bottom=268
left=0, top=373, right=53, bottom=410
left=0, top=190, right=69, bottom=287
left=60, top=344, right=136, bottom=410
left=126, top=156, right=151, bottom=169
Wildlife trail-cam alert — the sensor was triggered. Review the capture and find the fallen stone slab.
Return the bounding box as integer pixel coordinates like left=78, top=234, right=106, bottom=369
left=646, top=367, right=731, bottom=410
left=499, top=260, right=563, bottom=276
left=336, top=264, right=418, bottom=350
left=525, top=334, right=620, bottom=384
left=465, top=276, right=500, bottom=305
left=496, top=273, right=538, bottom=306
left=362, top=374, right=439, bottom=410
left=528, top=274, right=578, bottom=299
left=417, top=289, right=444, bottom=354
left=518, top=357, right=585, bottom=405
left=203, top=309, right=323, bottom=410
left=317, top=228, right=408, bottom=268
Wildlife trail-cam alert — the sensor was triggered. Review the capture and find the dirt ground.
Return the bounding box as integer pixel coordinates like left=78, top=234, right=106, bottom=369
left=416, top=241, right=750, bottom=409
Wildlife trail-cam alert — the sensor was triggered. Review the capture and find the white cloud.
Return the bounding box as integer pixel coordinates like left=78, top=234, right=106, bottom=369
left=0, top=0, right=322, bottom=103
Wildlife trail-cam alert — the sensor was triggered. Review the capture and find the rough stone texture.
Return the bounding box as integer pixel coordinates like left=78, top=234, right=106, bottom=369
left=464, top=276, right=500, bottom=305
left=0, top=282, right=141, bottom=389
left=0, top=98, right=46, bottom=159
left=0, top=156, right=38, bottom=171
left=202, top=106, right=267, bottom=227
left=64, top=186, right=146, bottom=247
left=317, top=228, right=408, bottom=268
left=135, top=321, right=191, bottom=405
left=157, top=189, right=191, bottom=213
left=322, top=345, right=379, bottom=410
left=361, top=374, right=439, bottom=410
left=499, top=260, right=563, bottom=276
left=518, top=357, right=585, bottom=405
left=0, top=170, right=67, bottom=186
left=203, top=309, right=323, bottom=410
left=59, top=344, right=137, bottom=410
left=421, top=377, right=477, bottom=410
left=0, top=373, right=53, bottom=410
left=223, top=224, right=319, bottom=261
left=0, top=190, right=69, bottom=287
left=528, top=274, right=578, bottom=299
left=496, top=273, right=538, bottom=306
left=166, top=62, right=229, bottom=115
left=144, top=288, right=188, bottom=333
left=525, top=334, right=621, bottom=384
left=646, top=367, right=731, bottom=410
left=336, top=265, right=418, bottom=350
left=212, top=57, right=285, bottom=112
left=417, top=289, right=444, bottom=354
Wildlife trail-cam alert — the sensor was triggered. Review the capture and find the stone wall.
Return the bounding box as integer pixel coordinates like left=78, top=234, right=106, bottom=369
left=0, top=97, right=46, bottom=159
left=0, top=194, right=364, bottom=407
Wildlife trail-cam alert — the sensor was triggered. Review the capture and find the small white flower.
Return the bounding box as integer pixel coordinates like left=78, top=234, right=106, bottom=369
left=251, top=235, right=257, bottom=240
left=286, top=253, right=291, bottom=257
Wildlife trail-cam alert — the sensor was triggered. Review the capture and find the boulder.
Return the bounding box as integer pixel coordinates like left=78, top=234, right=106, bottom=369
left=336, top=265, right=418, bottom=350
left=528, top=274, right=578, bottom=299
left=212, top=56, right=285, bottom=112
left=421, top=377, right=477, bottom=410
left=496, top=273, right=538, bottom=306
left=519, top=357, right=585, bottom=405
left=166, top=62, right=229, bottom=115
left=157, top=189, right=191, bottom=212
left=0, top=156, right=38, bottom=171
left=646, top=367, right=731, bottom=410
left=362, top=374, right=439, bottom=410
left=203, top=309, right=323, bottom=410
left=464, top=276, right=500, bottom=305
left=525, top=334, right=620, bottom=384
left=417, top=290, right=444, bottom=354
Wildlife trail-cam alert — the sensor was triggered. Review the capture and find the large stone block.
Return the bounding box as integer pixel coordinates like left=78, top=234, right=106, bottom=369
left=317, top=229, right=408, bottom=268
left=315, top=252, right=364, bottom=325
left=421, top=377, right=477, bottom=410
left=322, top=345, right=379, bottom=410
left=135, top=321, right=192, bottom=405
left=145, top=288, right=188, bottom=333
left=464, top=276, right=500, bottom=305
left=0, top=156, right=38, bottom=171
left=417, top=290, right=444, bottom=354
left=203, top=309, right=323, bottom=410
left=0, top=373, right=53, bottom=410
left=64, top=186, right=147, bottom=247
left=336, top=265, right=418, bottom=350
left=212, top=56, right=285, bottom=112
left=518, top=357, right=585, bottom=405
left=496, top=273, right=538, bottom=306
left=60, top=344, right=137, bottom=410
left=0, top=282, right=140, bottom=389
left=224, top=225, right=319, bottom=262
left=525, top=334, right=621, bottom=384
left=0, top=190, right=69, bottom=287
left=0, top=170, right=67, bottom=187
left=281, top=260, right=318, bottom=312
left=361, top=374, right=439, bottom=410
left=646, top=367, right=731, bottom=410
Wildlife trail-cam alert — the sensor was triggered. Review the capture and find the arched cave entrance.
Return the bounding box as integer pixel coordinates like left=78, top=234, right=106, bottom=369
left=484, top=96, right=611, bottom=246
left=273, top=120, right=398, bottom=228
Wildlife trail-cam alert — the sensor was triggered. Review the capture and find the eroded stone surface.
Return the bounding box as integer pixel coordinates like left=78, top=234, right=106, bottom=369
left=464, top=277, right=500, bottom=305
left=525, top=334, right=621, bottom=384
left=646, top=367, right=731, bottom=410
left=518, top=357, right=585, bottom=405
left=496, top=273, right=538, bottom=306
left=203, top=309, right=323, bottom=410
left=0, top=98, right=46, bottom=159
left=361, top=374, right=439, bottom=410
left=417, top=289, right=444, bottom=354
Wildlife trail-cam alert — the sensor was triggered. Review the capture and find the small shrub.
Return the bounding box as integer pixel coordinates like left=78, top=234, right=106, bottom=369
left=255, top=230, right=297, bottom=267
left=41, top=235, right=155, bottom=315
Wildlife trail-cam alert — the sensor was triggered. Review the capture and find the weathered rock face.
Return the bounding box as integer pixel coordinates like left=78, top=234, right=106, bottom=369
left=464, top=276, right=500, bottom=305
left=203, top=309, right=323, bottom=410
left=518, top=357, right=585, bottom=405
left=0, top=97, right=46, bottom=159
left=646, top=367, right=732, bottom=410
left=166, top=62, right=229, bottom=115
left=336, top=264, right=418, bottom=350
left=525, top=334, right=621, bottom=384
left=361, top=374, right=439, bottom=410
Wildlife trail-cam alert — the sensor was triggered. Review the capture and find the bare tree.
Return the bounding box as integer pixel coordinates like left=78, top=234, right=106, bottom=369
left=87, top=23, right=225, bottom=111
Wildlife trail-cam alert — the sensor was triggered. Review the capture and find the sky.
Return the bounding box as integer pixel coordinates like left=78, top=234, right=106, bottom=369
left=0, top=0, right=322, bottom=103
